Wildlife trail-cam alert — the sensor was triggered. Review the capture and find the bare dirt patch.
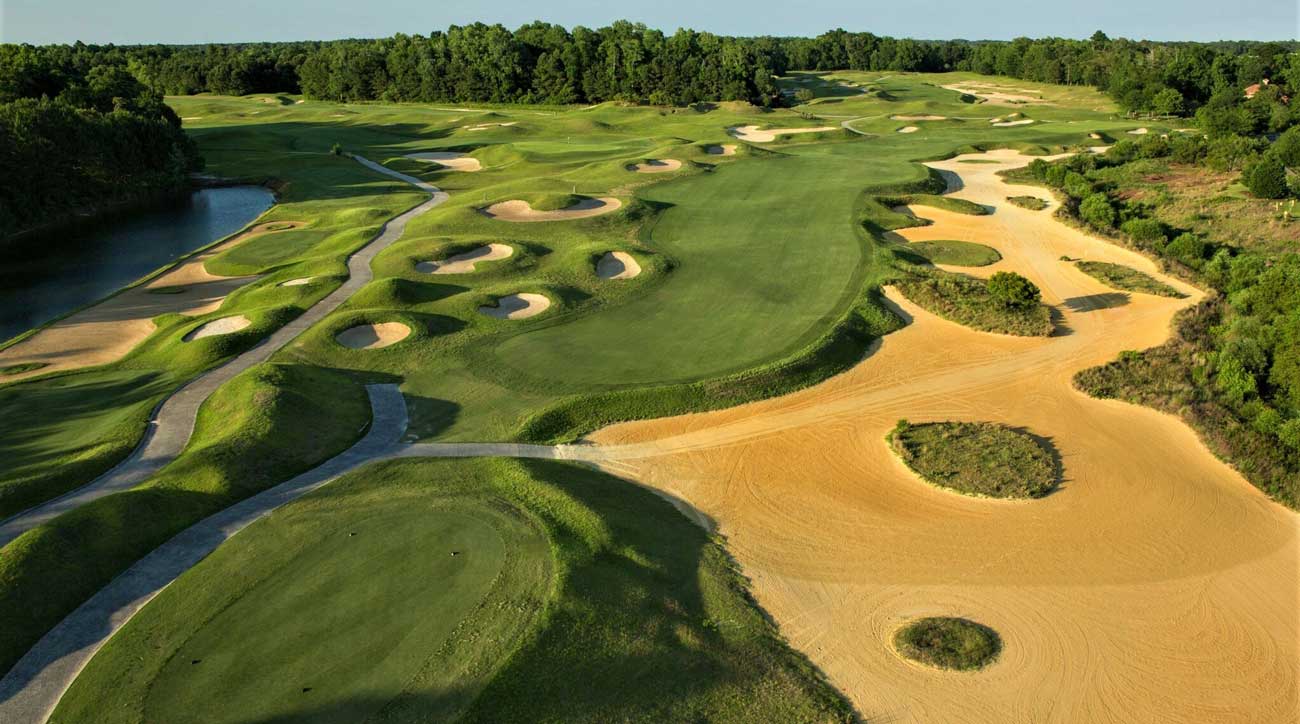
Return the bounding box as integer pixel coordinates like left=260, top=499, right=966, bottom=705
left=335, top=322, right=410, bottom=349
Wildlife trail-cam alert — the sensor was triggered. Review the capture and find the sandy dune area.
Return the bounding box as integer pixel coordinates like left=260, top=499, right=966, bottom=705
left=416, top=243, right=513, bottom=274
left=478, top=293, right=550, bottom=319
left=595, top=251, right=641, bottom=280
left=727, top=125, right=837, bottom=142
left=897, top=126, right=919, bottom=133
left=404, top=151, right=482, bottom=171
left=0, top=221, right=303, bottom=381
left=705, top=144, right=737, bottom=156
left=183, top=315, right=250, bottom=341
left=586, top=150, right=1299, bottom=723
left=335, top=322, right=410, bottom=349
left=481, top=197, right=621, bottom=222
left=627, top=159, right=682, bottom=173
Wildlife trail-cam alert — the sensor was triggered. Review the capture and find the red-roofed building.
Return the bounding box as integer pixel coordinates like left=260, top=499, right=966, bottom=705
left=1245, top=79, right=1269, bottom=99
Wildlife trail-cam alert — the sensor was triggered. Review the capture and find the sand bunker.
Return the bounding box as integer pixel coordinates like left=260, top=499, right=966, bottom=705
left=1128, top=127, right=1150, bottom=135
left=478, top=293, right=551, bottom=320
left=1089, top=132, right=1103, bottom=140
left=705, top=144, right=737, bottom=156
left=404, top=151, right=482, bottom=172
left=586, top=150, right=1296, bottom=722
left=335, top=322, right=410, bottom=350
left=465, top=121, right=518, bottom=131
left=897, top=126, right=920, bottom=133
left=279, top=277, right=315, bottom=287
left=416, top=243, right=513, bottom=274
left=991, top=119, right=1035, bottom=127
left=596, top=251, right=642, bottom=280
left=943, top=83, right=1044, bottom=104
left=0, top=221, right=304, bottom=381
left=727, top=125, right=837, bottom=143
left=891, top=115, right=947, bottom=121
left=627, top=159, right=682, bottom=173
left=183, top=315, right=250, bottom=341
left=481, top=197, right=621, bottom=223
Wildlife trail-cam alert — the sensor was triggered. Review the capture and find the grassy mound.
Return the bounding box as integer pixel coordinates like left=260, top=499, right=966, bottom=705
left=1074, top=261, right=1184, bottom=298
left=888, top=420, right=1059, bottom=498
left=879, top=194, right=989, bottom=217
left=901, top=240, right=1001, bottom=267
left=894, top=271, right=1053, bottom=336
left=894, top=617, right=1001, bottom=671
left=1006, top=195, right=1049, bottom=210
left=56, top=458, right=854, bottom=723
left=0, top=363, right=371, bottom=675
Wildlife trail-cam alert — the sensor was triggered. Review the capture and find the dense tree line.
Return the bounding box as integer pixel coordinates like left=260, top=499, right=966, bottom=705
left=0, top=46, right=200, bottom=239
left=3, top=25, right=1296, bottom=115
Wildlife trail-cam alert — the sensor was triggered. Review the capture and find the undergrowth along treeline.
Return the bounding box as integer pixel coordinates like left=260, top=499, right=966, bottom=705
left=1013, top=143, right=1300, bottom=506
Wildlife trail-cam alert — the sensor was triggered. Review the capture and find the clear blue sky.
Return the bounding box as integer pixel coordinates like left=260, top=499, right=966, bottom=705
left=2, top=0, right=1297, bottom=45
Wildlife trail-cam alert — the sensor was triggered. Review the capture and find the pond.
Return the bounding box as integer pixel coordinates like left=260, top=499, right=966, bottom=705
left=0, top=186, right=275, bottom=342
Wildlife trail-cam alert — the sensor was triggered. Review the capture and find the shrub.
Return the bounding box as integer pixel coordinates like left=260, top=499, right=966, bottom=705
left=1274, top=126, right=1300, bottom=169
left=1121, top=217, right=1168, bottom=245
left=330, top=143, right=343, bottom=156
left=1165, top=232, right=1209, bottom=267
left=1279, top=418, right=1300, bottom=451
left=794, top=88, right=815, bottom=103
left=1170, top=134, right=1207, bottom=164
left=1215, top=353, right=1258, bottom=404
left=887, top=421, right=1059, bottom=498
left=1137, top=134, right=1171, bottom=159
left=1063, top=171, right=1093, bottom=199
left=894, top=617, right=1001, bottom=671
left=1079, top=192, right=1117, bottom=229
left=1242, top=153, right=1289, bottom=199
left=987, top=271, right=1041, bottom=308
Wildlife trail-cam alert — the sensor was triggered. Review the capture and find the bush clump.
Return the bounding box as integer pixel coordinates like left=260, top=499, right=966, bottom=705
left=1006, top=195, right=1049, bottom=210
left=888, top=419, right=1060, bottom=498
left=1075, top=261, right=1184, bottom=298
left=894, top=617, right=1002, bottom=671
left=896, top=271, right=1052, bottom=336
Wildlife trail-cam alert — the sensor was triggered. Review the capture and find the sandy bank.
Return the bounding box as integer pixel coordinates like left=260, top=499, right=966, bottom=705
left=627, top=159, right=682, bottom=173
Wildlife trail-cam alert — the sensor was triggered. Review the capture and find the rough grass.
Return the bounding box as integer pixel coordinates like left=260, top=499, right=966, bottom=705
left=894, top=271, right=1053, bottom=336
left=1006, top=195, right=1049, bottom=210
left=55, top=457, right=855, bottom=724
left=0, top=362, right=48, bottom=376
left=1075, top=260, right=1184, bottom=298
left=894, top=617, right=1001, bottom=671
left=901, top=239, right=1001, bottom=267
left=888, top=419, right=1060, bottom=498
left=879, top=194, right=989, bottom=217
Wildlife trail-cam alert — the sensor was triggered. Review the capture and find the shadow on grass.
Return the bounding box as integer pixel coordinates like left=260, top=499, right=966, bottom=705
left=1009, top=425, right=1070, bottom=498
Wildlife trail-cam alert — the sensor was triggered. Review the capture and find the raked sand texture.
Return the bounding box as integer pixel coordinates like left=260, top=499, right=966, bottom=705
left=481, top=198, right=621, bottom=222
left=585, top=150, right=1299, bottom=723
left=416, top=244, right=513, bottom=274
left=0, top=222, right=304, bottom=381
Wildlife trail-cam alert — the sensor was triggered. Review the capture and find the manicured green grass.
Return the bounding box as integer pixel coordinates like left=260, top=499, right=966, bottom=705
left=879, top=193, right=989, bottom=217
left=1075, top=260, right=1184, bottom=297
left=0, top=363, right=370, bottom=675
left=901, top=240, right=1002, bottom=267
left=56, top=457, right=853, bottom=723
left=894, top=617, right=1001, bottom=671
left=1006, top=195, right=1049, bottom=210
left=888, top=419, right=1060, bottom=498
left=895, top=271, right=1054, bottom=336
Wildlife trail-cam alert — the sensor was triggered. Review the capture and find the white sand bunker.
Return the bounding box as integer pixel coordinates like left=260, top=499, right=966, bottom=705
left=184, top=315, right=250, bottom=341
left=280, top=277, right=315, bottom=287
left=727, top=124, right=836, bottom=142
left=1128, top=127, right=1149, bottom=135
left=482, top=197, right=622, bottom=223
left=416, top=243, right=513, bottom=274
left=891, top=114, right=946, bottom=121
left=897, top=126, right=920, bottom=133
left=1089, top=132, right=1103, bottom=140
left=627, top=159, right=682, bottom=173
left=596, top=251, right=642, bottom=280
left=705, top=144, right=737, bottom=156
left=336, top=322, right=411, bottom=350
left=465, top=121, right=518, bottom=131
left=991, top=119, right=1035, bottom=127
left=479, top=293, right=551, bottom=320
left=404, top=151, right=482, bottom=172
